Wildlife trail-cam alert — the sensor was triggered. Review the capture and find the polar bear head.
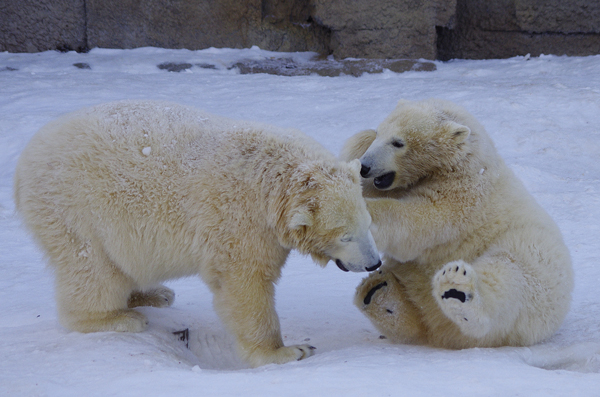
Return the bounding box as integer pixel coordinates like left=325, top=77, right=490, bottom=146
left=359, top=99, right=473, bottom=191
left=285, top=159, right=381, bottom=273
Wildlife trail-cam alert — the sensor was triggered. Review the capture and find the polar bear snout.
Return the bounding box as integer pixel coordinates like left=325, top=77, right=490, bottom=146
left=360, top=164, right=371, bottom=178
left=330, top=230, right=381, bottom=273
left=358, top=160, right=380, bottom=179
left=360, top=162, right=396, bottom=190
left=359, top=153, right=397, bottom=190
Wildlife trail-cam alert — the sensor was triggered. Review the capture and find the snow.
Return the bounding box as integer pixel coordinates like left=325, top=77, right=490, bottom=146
left=1, top=46, right=600, bottom=396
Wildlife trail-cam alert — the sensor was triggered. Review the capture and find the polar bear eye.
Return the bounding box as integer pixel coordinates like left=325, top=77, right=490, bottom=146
left=340, top=235, right=353, bottom=243
left=391, top=140, right=405, bottom=148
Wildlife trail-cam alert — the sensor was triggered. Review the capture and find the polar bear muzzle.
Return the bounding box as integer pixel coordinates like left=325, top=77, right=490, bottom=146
left=359, top=163, right=396, bottom=190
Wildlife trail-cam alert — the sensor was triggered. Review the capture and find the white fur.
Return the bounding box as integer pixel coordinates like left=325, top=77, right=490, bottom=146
left=342, top=98, right=573, bottom=348
left=14, top=100, right=380, bottom=367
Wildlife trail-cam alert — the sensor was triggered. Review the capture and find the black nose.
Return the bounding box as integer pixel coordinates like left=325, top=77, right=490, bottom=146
left=360, top=164, right=371, bottom=178
left=365, top=260, right=382, bottom=272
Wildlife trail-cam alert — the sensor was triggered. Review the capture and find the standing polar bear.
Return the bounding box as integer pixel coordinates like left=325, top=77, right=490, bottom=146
left=341, top=98, right=573, bottom=348
left=14, top=100, right=381, bottom=367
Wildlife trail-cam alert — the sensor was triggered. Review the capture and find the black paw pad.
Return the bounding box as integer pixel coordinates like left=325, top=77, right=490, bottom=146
left=363, top=282, right=388, bottom=305
left=442, top=288, right=466, bottom=303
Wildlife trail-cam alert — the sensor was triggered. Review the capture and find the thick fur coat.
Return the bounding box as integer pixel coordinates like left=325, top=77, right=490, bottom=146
left=14, top=100, right=380, bottom=367
left=341, top=98, right=573, bottom=348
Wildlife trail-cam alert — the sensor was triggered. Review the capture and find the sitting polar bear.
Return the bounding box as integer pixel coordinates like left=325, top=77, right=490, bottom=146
left=14, top=100, right=381, bottom=367
left=341, top=98, right=573, bottom=348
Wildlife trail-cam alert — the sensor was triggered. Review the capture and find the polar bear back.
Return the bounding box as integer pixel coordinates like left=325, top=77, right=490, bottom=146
left=14, top=100, right=333, bottom=286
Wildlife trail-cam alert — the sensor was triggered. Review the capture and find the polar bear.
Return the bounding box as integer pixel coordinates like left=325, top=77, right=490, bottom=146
left=340, top=98, right=573, bottom=348
left=14, top=100, right=381, bottom=367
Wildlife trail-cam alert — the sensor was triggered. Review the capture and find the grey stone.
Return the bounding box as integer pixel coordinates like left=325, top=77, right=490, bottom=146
left=455, top=0, right=521, bottom=32
left=86, top=0, right=256, bottom=50
left=157, top=62, right=194, bottom=72
left=196, top=63, right=217, bottom=70
left=312, top=0, right=457, bottom=59
left=86, top=0, right=329, bottom=54
left=437, top=0, right=600, bottom=60
left=73, top=62, right=91, bottom=70
left=0, top=0, right=86, bottom=53
left=250, top=0, right=331, bottom=53
left=515, top=0, right=600, bottom=33
left=2, top=0, right=600, bottom=60
left=231, top=56, right=436, bottom=77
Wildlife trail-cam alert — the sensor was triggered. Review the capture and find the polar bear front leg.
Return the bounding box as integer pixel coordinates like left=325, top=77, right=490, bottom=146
left=433, top=261, right=491, bottom=338
left=211, top=272, right=315, bottom=367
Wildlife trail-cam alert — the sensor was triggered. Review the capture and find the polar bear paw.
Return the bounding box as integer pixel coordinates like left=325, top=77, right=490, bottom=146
left=127, top=285, right=175, bottom=309
left=246, top=344, right=316, bottom=367
left=355, top=269, right=398, bottom=313
left=433, top=261, right=490, bottom=338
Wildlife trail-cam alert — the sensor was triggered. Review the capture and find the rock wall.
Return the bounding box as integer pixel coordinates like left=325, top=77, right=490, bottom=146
left=0, top=0, right=86, bottom=53
left=1, top=0, right=599, bottom=59
left=85, top=0, right=330, bottom=54
left=311, top=0, right=456, bottom=59
left=437, top=0, right=600, bottom=60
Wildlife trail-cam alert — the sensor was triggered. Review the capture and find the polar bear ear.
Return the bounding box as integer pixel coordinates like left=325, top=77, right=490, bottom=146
left=289, top=209, right=313, bottom=230
left=447, top=121, right=471, bottom=144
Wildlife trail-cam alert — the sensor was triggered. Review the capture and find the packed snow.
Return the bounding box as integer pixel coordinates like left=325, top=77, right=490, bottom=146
left=1, top=46, right=600, bottom=396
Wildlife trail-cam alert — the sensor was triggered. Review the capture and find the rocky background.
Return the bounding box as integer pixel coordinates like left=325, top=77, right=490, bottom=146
left=1, top=0, right=600, bottom=60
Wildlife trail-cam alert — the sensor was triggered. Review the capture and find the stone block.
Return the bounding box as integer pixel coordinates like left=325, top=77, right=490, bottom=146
left=437, top=0, right=600, bottom=60
left=312, top=0, right=457, bottom=59
left=86, top=0, right=329, bottom=54
left=0, top=0, right=86, bottom=52
left=86, top=0, right=260, bottom=50
left=515, top=0, right=600, bottom=33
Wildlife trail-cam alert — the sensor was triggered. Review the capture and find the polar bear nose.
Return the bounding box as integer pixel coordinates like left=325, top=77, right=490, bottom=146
left=366, top=260, right=382, bottom=272
left=360, top=164, right=371, bottom=178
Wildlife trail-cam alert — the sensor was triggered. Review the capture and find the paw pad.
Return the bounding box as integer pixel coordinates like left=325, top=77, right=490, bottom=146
left=441, top=288, right=467, bottom=303
left=363, top=282, right=387, bottom=305
left=434, top=261, right=476, bottom=306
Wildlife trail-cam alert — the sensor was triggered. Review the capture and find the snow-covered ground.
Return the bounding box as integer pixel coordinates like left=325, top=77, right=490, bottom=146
left=1, top=47, right=599, bottom=396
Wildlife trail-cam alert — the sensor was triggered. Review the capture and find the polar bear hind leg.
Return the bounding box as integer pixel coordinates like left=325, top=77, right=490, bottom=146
left=355, top=269, right=427, bottom=344
left=433, top=261, right=490, bottom=338
left=433, top=255, right=524, bottom=341
left=51, top=237, right=148, bottom=333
